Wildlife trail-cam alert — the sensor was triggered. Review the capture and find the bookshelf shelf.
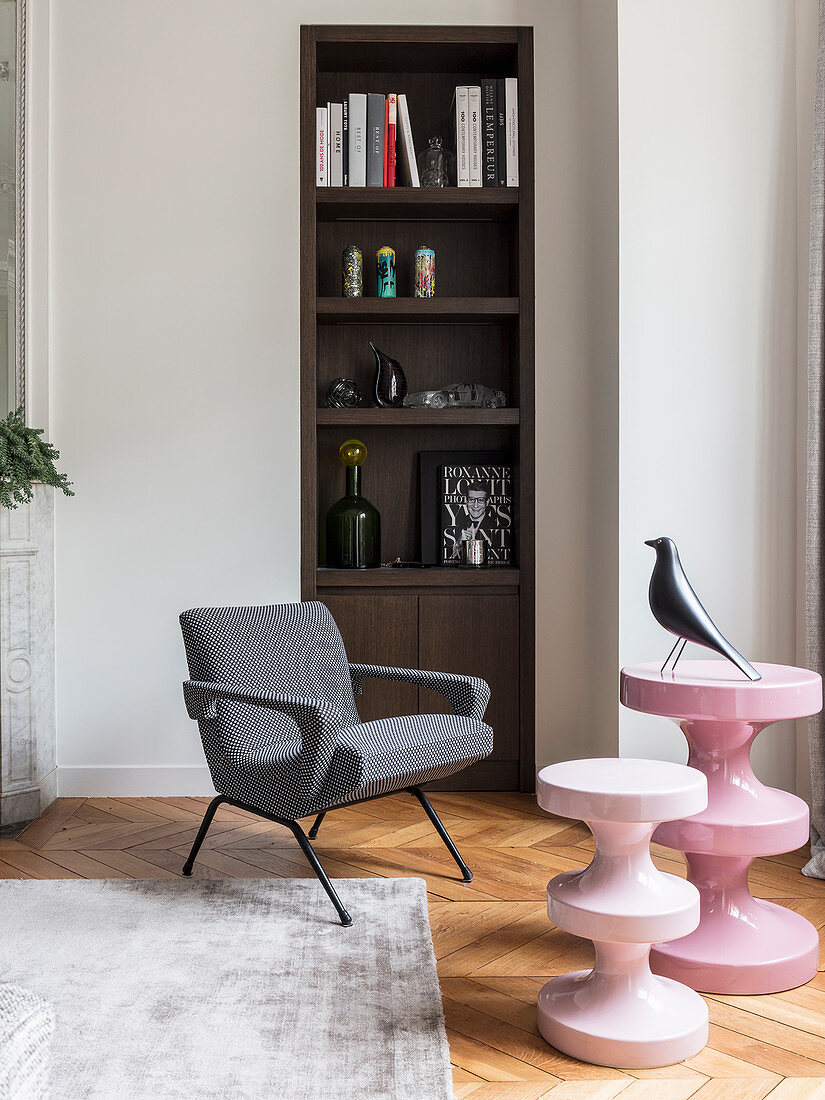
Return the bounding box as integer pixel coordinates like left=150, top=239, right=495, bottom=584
left=317, top=187, right=519, bottom=221
left=317, top=567, right=520, bottom=588
left=316, top=408, right=520, bottom=426
left=316, top=297, right=518, bottom=324
left=301, top=24, right=534, bottom=792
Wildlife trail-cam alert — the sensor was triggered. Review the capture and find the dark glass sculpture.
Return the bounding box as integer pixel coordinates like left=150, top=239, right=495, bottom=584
left=370, top=342, right=407, bottom=407
left=325, top=439, right=381, bottom=569
left=324, top=378, right=364, bottom=409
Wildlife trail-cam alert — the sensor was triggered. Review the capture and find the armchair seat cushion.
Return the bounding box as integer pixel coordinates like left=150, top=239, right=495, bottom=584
left=317, top=712, right=494, bottom=808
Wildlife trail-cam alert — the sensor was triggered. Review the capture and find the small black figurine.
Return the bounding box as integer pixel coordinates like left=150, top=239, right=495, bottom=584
left=324, top=378, right=364, bottom=409
left=645, top=536, right=761, bottom=681
left=369, top=342, right=407, bottom=407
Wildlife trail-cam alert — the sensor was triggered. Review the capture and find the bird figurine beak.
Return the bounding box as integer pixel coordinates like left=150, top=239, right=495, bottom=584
left=644, top=540, right=656, bottom=548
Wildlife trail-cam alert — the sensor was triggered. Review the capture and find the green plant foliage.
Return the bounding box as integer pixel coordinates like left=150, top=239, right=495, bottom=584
left=0, top=407, right=74, bottom=509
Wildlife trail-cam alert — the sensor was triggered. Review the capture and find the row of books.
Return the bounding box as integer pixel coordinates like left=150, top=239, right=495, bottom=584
left=453, top=80, right=518, bottom=188
left=316, top=93, right=417, bottom=188
left=314, top=80, right=518, bottom=189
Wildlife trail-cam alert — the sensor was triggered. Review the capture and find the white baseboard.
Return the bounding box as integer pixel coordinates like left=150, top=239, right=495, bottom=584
left=56, top=765, right=215, bottom=797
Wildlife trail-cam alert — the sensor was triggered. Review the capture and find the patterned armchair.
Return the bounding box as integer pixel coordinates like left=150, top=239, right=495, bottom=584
left=179, top=601, right=493, bottom=924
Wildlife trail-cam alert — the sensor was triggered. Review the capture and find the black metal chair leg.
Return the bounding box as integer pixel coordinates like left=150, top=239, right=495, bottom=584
left=407, top=786, right=473, bottom=882
left=287, top=821, right=352, bottom=926
left=182, top=795, right=226, bottom=876
left=308, top=811, right=326, bottom=840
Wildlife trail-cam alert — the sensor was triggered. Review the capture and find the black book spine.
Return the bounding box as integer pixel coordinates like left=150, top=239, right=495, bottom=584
left=496, top=78, right=507, bottom=187
left=342, top=97, right=349, bottom=186
left=482, top=80, right=498, bottom=187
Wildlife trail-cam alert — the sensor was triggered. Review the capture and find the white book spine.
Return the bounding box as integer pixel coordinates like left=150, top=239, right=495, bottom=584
left=505, top=77, right=519, bottom=186
left=329, top=102, right=343, bottom=187
left=397, top=93, right=419, bottom=187
left=348, top=93, right=367, bottom=186
left=315, top=106, right=328, bottom=186
left=326, top=102, right=332, bottom=187
left=456, top=87, right=469, bottom=187
left=468, top=86, right=482, bottom=187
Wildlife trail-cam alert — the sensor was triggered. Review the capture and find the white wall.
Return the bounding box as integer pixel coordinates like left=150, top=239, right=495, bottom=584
left=618, top=0, right=804, bottom=787
left=46, top=0, right=618, bottom=794
left=535, top=0, right=620, bottom=770
left=44, top=0, right=811, bottom=793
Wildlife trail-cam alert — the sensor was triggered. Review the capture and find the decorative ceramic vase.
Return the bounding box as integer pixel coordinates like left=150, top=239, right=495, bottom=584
left=342, top=244, right=363, bottom=297
left=376, top=246, right=396, bottom=297
left=369, top=342, right=407, bottom=407
left=414, top=246, right=435, bottom=298
left=325, top=439, right=381, bottom=569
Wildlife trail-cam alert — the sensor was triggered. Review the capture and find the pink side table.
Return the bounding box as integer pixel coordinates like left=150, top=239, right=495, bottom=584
left=536, top=758, right=709, bottom=1069
left=621, top=660, right=823, bottom=995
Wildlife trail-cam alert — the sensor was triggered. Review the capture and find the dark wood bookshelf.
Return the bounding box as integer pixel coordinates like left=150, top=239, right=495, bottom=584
left=318, top=567, right=521, bottom=588
left=317, top=297, right=519, bottom=323
left=317, top=186, right=519, bottom=221
left=300, top=24, right=535, bottom=791
left=316, top=408, right=520, bottom=426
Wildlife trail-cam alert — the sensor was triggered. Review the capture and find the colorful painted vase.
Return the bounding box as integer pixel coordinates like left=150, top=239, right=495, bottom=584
left=376, top=245, right=396, bottom=298
left=414, top=246, right=435, bottom=298
left=342, top=245, right=363, bottom=298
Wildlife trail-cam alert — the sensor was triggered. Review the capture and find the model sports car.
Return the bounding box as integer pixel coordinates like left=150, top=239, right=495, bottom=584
left=402, top=383, right=506, bottom=410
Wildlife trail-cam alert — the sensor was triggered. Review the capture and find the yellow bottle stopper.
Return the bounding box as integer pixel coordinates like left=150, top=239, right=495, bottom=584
left=339, top=439, right=367, bottom=466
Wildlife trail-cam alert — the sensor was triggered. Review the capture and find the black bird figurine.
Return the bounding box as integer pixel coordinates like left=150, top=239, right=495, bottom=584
left=645, top=537, right=761, bottom=681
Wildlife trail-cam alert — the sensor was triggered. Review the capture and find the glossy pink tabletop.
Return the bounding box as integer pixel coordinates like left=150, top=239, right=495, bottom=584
left=621, top=661, right=822, bottom=723
left=537, top=758, right=707, bottom=824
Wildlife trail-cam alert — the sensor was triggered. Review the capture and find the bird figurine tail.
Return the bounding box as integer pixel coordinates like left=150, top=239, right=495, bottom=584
left=644, top=537, right=761, bottom=682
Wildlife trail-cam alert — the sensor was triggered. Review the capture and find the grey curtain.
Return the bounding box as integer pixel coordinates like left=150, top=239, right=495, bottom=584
left=805, top=0, right=825, bottom=879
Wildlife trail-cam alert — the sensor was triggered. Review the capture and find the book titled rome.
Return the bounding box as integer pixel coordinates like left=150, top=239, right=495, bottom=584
left=439, top=460, right=512, bottom=566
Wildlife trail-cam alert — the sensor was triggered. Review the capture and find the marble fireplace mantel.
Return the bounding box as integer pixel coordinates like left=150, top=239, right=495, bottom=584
left=0, top=484, right=56, bottom=828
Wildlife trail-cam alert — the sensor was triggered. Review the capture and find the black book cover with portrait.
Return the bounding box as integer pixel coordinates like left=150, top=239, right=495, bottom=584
left=418, top=451, right=513, bottom=566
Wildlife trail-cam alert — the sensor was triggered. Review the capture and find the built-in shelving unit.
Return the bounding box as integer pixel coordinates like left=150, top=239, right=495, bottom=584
left=316, top=409, right=520, bottom=426
left=316, top=186, right=520, bottom=221
left=300, top=24, right=535, bottom=791
left=316, top=297, right=519, bottom=323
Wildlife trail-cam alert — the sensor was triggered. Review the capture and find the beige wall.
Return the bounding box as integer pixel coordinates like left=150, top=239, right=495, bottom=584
left=796, top=0, right=819, bottom=802
left=45, top=1, right=620, bottom=793
left=618, top=0, right=808, bottom=790
left=43, top=0, right=809, bottom=793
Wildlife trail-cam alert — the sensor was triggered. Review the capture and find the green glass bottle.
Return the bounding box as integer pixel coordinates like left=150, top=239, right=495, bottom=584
left=325, top=439, right=381, bottom=568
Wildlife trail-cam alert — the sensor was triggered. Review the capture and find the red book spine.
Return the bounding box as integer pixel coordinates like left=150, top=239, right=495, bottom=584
left=383, top=98, right=389, bottom=186
left=387, top=93, right=397, bottom=187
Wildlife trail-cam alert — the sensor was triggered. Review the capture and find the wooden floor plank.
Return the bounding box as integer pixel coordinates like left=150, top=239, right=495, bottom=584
left=2, top=792, right=825, bottom=1090
left=16, top=797, right=85, bottom=849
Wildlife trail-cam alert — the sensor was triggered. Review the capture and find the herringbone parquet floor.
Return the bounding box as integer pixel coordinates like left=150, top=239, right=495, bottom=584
left=3, top=791, right=825, bottom=1098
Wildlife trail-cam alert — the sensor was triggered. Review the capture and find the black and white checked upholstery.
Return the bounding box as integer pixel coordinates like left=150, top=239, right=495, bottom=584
left=179, top=601, right=493, bottom=821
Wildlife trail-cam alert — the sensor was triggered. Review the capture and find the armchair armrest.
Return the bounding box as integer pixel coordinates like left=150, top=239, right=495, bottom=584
left=182, top=680, right=344, bottom=796
left=348, top=664, right=490, bottom=721
left=183, top=680, right=342, bottom=728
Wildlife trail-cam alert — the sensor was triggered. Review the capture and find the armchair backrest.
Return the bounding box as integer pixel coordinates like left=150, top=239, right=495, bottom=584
left=179, top=601, right=360, bottom=727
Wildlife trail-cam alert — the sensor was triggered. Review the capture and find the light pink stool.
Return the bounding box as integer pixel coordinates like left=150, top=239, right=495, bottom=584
left=621, top=661, right=823, bottom=995
left=536, top=758, right=709, bottom=1069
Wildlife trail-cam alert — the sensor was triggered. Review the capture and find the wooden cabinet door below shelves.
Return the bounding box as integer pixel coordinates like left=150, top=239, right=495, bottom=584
left=321, top=594, right=418, bottom=724
left=418, top=593, right=519, bottom=790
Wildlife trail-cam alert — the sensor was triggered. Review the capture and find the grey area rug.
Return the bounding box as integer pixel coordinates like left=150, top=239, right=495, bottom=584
left=0, top=877, right=452, bottom=1100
